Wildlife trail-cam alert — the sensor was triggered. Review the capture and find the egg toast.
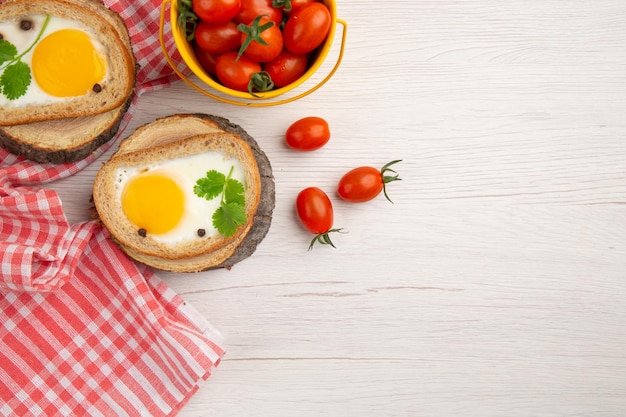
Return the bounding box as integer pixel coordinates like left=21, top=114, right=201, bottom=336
left=0, top=0, right=136, bottom=126
left=92, top=114, right=275, bottom=273
left=0, top=0, right=136, bottom=163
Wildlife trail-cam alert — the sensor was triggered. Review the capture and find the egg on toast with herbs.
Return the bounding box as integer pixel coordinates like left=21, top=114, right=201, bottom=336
left=0, top=0, right=135, bottom=125
left=0, top=0, right=136, bottom=163
left=92, top=114, right=275, bottom=273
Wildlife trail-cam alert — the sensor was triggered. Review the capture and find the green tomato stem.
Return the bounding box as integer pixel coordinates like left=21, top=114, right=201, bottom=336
left=272, top=0, right=292, bottom=12
left=380, top=160, right=402, bottom=203
left=177, top=0, right=198, bottom=41
left=236, top=15, right=274, bottom=61
left=248, top=71, right=274, bottom=96
left=308, top=228, right=344, bottom=251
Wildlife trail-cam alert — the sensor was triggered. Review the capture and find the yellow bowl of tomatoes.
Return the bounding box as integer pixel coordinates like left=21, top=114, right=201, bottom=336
left=159, top=0, right=347, bottom=106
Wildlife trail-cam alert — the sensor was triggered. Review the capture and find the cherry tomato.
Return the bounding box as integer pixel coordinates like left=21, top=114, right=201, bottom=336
left=193, top=0, right=242, bottom=24
left=283, top=2, right=331, bottom=54
left=238, top=16, right=284, bottom=62
left=194, top=20, right=241, bottom=54
left=193, top=42, right=219, bottom=74
left=296, top=187, right=341, bottom=249
left=285, top=116, right=330, bottom=151
left=264, top=50, right=308, bottom=87
left=337, top=160, right=402, bottom=203
left=215, top=51, right=262, bottom=91
left=235, top=0, right=283, bottom=25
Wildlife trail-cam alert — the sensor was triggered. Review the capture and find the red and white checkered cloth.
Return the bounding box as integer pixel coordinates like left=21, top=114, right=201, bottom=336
left=0, top=1, right=226, bottom=415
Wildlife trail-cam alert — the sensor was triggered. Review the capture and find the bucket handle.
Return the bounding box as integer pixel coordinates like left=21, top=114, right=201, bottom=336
left=159, top=0, right=347, bottom=107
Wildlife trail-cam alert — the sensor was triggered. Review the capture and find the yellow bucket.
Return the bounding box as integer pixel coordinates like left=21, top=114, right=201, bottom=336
left=159, top=0, right=347, bottom=106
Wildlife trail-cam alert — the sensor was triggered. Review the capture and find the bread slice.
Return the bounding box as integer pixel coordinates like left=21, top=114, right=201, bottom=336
left=0, top=0, right=136, bottom=126
left=95, top=131, right=262, bottom=260
left=92, top=114, right=275, bottom=273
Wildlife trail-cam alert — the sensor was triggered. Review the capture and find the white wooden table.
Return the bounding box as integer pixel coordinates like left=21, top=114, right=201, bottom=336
left=49, top=1, right=626, bottom=415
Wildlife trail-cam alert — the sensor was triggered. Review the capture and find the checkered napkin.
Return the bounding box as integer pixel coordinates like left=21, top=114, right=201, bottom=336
left=0, top=1, right=226, bottom=415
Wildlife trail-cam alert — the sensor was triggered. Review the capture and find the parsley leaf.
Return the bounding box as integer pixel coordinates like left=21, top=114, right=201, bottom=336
left=0, top=62, right=31, bottom=100
left=0, top=40, right=18, bottom=66
left=0, top=15, right=50, bottom=101
left=224, top=177, right=245, bottom=205
left=194, top=166, right=247, bottom=237
left=193, top=170, right=225, bottom=200
left=213, top=202, right=247, bottom=238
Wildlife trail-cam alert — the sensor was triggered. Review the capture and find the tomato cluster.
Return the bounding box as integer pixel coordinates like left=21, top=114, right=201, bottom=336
left=286, top=116, right=403, bottom=249
left=179, top=0, right=331, bottom=95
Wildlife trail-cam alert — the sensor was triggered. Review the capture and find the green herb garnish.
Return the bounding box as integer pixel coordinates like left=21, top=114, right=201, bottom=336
left=194, top=166, right=246, bottom=238
left=0, top=15, right=50, bottom=100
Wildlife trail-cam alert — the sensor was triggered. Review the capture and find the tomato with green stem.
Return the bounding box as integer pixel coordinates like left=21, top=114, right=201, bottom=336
left=192, top=0, right=241, bottom=24
left=283, top=2, right=331, bottom=54
left=237, top=15, right=284, bottom=62
left=296, top=187, right=342, bottom=250
left=337, top=160, right=402, bottom=203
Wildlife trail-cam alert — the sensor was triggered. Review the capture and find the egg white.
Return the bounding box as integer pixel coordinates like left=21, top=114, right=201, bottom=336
left=0, top=14, right=106, bottom=107
left=114, top=151, right=247, bottom=244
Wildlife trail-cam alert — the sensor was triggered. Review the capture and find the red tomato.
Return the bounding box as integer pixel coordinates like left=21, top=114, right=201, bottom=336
left=193, top=42, right=219, bottom=74
left=264, top=50, right=308, bottom=87
left=192, top=0, right=241, bottom=24
left=337, top=160, right=402, bottom=203
left=194, top=20, right=241, bottom=54
left=283, top=2, right=330, bottom=54
left=285, top=116, right=330, bottom=151
left=239, top=16, right=283, bottom=62
left=296, top=187, right=341, bottom=249
left=235, top=0, right=283, bottom=25
left=215, top=51, right=262, bottom=91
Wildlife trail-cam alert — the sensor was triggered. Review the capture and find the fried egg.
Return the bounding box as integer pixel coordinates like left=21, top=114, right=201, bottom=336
left=114, top=151, right=247, bottom=244
left=0, top=14, right=106, bottom=106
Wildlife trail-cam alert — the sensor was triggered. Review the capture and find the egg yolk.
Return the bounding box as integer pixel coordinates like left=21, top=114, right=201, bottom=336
left=121, top=173, right=185, bottom=235
left=32, top=29, right=105, bottom=97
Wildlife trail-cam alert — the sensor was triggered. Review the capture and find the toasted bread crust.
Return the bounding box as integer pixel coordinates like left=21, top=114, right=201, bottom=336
left=118, top=221, right=255, bottom=273
left=115, top=115, right=224, bottom=155
left=0, top=96, right=131, bottom=164
left=0, top=0, right=136, bottom=125
left=93, top=114, right=275, bottom=272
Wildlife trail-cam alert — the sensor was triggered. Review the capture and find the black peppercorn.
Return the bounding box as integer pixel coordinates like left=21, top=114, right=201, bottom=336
left=20, top=20, right=32, bottom=31
left=92, top=83, right=102, bottom=93
left=138, top=228, right=147, bottom=237
left=197, top=229, right=206, bottom=237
